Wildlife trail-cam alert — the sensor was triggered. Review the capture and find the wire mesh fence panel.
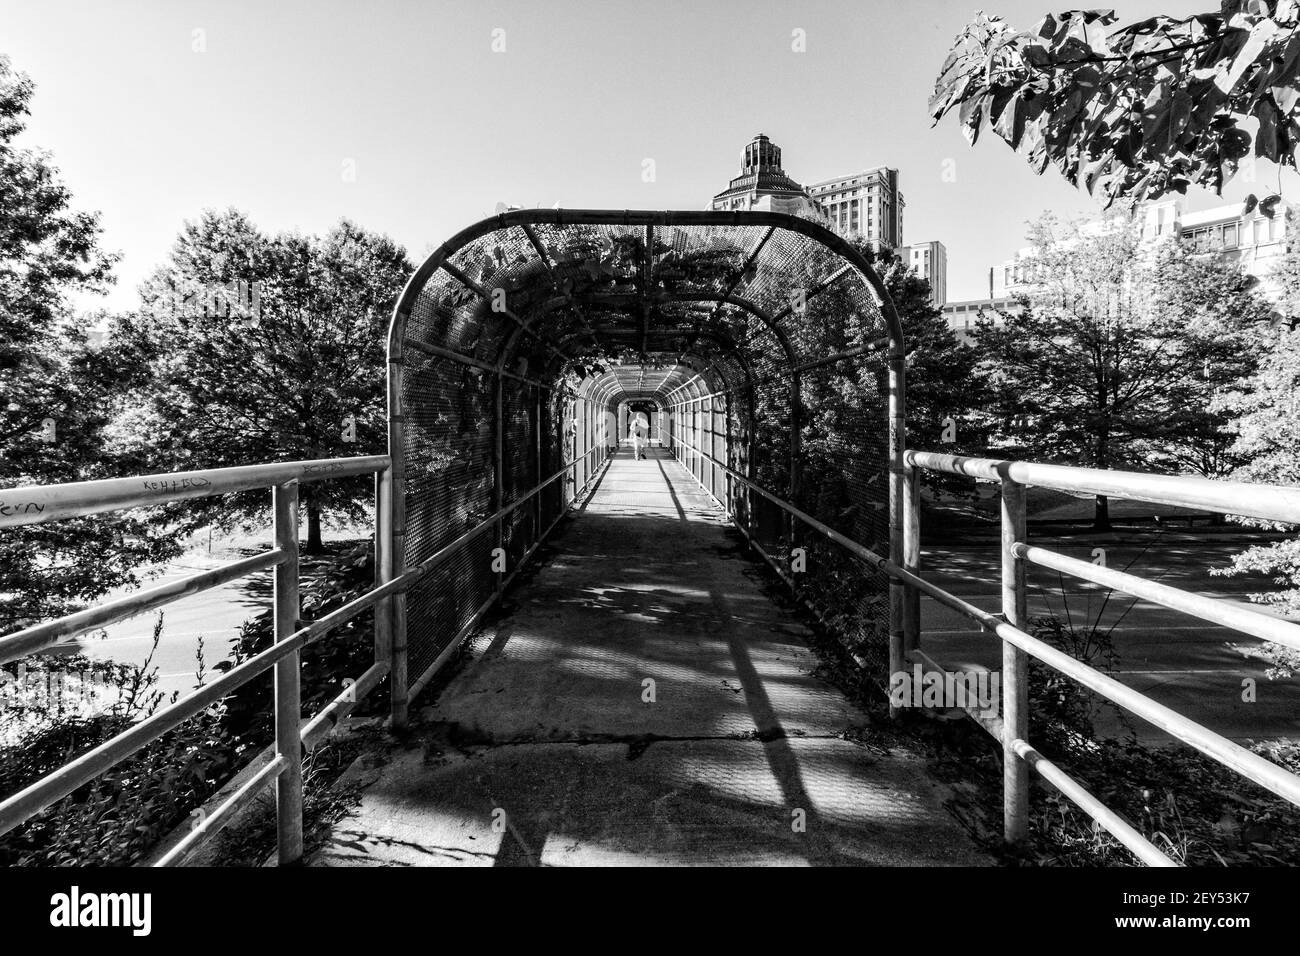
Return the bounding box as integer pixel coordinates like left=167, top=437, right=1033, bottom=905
left=501, top=381, right=537, bottom=572
left=404, top=524, right=498, bottom=684
left=788, top=357, right=892, bottom=668
left=390, top=211, right=900, bottom=687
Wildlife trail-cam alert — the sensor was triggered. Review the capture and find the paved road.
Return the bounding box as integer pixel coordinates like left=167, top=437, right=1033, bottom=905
left=42, top=522, right=365, bottom=705
left=917, top=531, right=1300, bottom=742
left=45, top=554, right=271, bottom=703
left=312, top=449, right=987, bottom=867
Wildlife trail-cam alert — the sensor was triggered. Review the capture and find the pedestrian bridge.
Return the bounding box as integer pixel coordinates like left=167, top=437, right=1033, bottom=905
left=4, top=210, right=1300, bottom=867
left=309, top=446, right=982, bottom=866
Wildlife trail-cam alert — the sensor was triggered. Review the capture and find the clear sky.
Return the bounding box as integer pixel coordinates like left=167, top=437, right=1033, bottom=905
left=2, top=0, right=1293, bottom=313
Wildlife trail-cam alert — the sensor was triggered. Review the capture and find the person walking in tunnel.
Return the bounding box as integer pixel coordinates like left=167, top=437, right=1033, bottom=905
left=630, top=410, right=650, bottom=460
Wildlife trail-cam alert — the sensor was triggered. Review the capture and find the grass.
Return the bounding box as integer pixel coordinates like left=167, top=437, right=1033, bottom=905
left=205, top=731, right=374, bottom=867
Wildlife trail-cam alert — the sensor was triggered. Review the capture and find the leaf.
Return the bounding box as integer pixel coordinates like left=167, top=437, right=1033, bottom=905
left=1144, top=89, right=1190, bottom=156
left=1276, top=84, right=1300, bottom=120
left=1220, top=127, right=1252, bottom=160
left=1217, top=19, right=1278, bottom=95
left=993, top=91, right=1028, bottom=146
left=959, top=95, right=985, bottom=145
left=1255, top=97, right=1279, bottom=158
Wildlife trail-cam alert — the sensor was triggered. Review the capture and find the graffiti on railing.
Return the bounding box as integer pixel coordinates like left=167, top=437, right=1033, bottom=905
left=302, top=461, right=348, bottom=477
left=141, top=476, right=212, bottom=494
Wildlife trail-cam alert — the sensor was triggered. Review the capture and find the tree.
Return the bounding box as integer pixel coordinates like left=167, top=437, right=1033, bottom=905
left=776, top=238, right=985, bottom=520
left=111, top=211, right=413, bottom=552
left=872, top=243, right=987, bottom=455
left=0, top=55, right=177, bottom=632
left=975, top=213, right=1265, bottom=528
left=930, top=3, right=1300, bottom=205
left=1213, top=276, right=1300, bottom=605
left=1144, top=237, right=1273, bottom=481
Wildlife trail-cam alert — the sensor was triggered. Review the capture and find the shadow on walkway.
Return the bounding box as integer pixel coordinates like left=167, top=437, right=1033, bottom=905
left=311, top=447, right=989, bottom=866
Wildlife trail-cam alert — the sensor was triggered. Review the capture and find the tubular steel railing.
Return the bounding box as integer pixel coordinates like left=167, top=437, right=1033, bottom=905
left=11, top=430, right=1299, bottom=868
left=0, top=443, right=611, bottom=866
left=669, top=435, right=1300, bottom=867
left=904, top=451, right=1300, bottom=863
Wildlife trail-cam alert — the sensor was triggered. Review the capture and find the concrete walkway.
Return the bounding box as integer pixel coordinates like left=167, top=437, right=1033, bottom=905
left=311, top=448, right=988, bottom=867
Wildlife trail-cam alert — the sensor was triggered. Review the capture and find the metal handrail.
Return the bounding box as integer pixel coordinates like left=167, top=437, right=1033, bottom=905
left=670, top=435, right=1300, bottom=866
left=17, top=437, right=1286, bottom=867
left=886, top=550, right=1300, bottom=802
left=1014, top=544, right=1300, bottom=653
left=0, top=549, right=401, bottom=840
left=154, top=755, right=287, bottom=868
left=906, top=448, right=1300, bottom=865
left=0, top=548, right=288, bottom=665
left=0, top=455, right=391, bottom=529
left=0, top=445, right=611, bottom=866
left=0, top=455, right=395, bottom=867
left=905, top=450, right=1300, bottom=525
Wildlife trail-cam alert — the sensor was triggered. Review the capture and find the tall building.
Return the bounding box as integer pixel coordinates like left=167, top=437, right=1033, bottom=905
left=709, top=133, right=823, bottom=218
left=707, top=135, right=909, bottom=252
left=906, top=240, right=947, bottom=307
left=807, top=166, right=904, bottom=248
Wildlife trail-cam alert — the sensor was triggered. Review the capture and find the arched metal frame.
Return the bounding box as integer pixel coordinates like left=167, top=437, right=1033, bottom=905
left=384, top=209, right=907, bottom=725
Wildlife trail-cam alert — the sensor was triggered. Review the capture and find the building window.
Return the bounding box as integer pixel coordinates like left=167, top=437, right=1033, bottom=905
left=1223, top=222, right=1239, bottom=248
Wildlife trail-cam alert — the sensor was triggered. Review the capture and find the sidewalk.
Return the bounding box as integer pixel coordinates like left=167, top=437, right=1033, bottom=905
left=311, top=448, right=989, bottom=866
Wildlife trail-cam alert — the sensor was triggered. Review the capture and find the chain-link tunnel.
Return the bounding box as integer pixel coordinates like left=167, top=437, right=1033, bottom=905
left=385, top=209, right=907, bottom=704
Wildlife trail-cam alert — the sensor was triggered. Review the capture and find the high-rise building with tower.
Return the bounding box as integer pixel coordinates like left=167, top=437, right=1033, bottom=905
left=708, top=133, right=823, bottom=218
left=707, top=134, right=908, bottom=252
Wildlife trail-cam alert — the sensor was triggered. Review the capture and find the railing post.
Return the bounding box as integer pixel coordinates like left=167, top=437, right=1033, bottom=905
left=533, top=386, right=543, bottom=542
left=902, top=461, right=921, bottom=657
left=888, top=348, right=906, bottom=715
left=387, top=360, right=409, bottom=732
left=272, top=480, right=303, bottom=865
left=374, top=469, right=393, bottom=669
left=493, top=372, right=505, bottom=594
left=1000, top=476, right=1030, bottom=845
left=723, top=398, right=732, bottom=517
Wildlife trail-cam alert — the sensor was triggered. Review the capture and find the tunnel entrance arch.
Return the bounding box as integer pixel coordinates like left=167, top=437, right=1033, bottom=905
left=385, top=209, right=906, bottom=714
